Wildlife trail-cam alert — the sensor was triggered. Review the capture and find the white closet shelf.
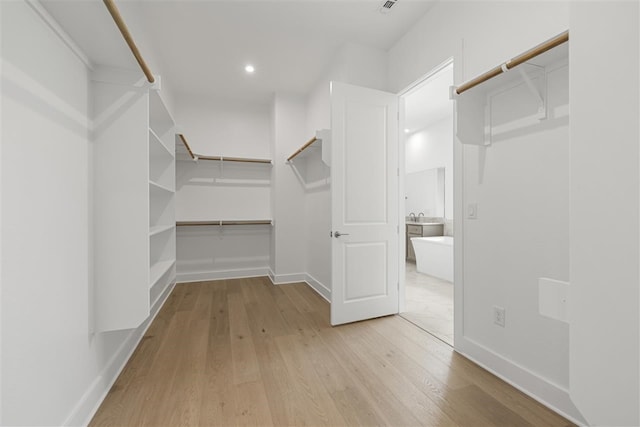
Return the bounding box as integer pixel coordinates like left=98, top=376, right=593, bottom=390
left=149, top=90, right=175, bottom=130
left=149, top=180, right=175, bottom=194
left=288, top=136, right=318, bottom=162
left=455, top=30, right=568, bottom=96
left=287, top=130, right=330, bottom=165
left=150, top=259, right=176, bottom=289
left=176, top=220, right=273, bottom=226
left=150, top=279, right=174, bottom=311
left=149, top=128, right=174, bottom=158
left=149, top=224, right=175, bottom=236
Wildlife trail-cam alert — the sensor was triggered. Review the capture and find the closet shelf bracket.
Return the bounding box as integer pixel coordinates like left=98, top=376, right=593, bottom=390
left=483, top=63, right=548, bottom=146
left=517, top=65, right=547, bottom=121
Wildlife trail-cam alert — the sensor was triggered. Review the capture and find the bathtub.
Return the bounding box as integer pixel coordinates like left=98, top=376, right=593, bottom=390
left=410, top=236, right=453, bottom=282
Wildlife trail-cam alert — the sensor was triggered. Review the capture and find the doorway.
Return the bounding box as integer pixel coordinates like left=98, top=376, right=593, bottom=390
left=399, top=61, right=455, bottom=345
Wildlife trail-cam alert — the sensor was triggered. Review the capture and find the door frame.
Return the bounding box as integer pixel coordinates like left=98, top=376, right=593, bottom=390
left=397, top=57, right=459, bottom=345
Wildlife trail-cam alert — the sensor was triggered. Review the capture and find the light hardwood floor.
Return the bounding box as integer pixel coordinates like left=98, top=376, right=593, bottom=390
left=90, top=277, right=574, bottom=427
left=402, top=262, right=454, bottom=345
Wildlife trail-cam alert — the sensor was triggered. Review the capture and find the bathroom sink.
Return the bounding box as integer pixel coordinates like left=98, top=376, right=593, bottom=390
left=406, top=219, right=444, bottom=225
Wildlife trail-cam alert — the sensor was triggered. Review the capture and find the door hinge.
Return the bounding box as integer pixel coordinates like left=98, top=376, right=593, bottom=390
left=397, top=225, right=399, bottom=234
left=397, top=167, right=399, bottom=177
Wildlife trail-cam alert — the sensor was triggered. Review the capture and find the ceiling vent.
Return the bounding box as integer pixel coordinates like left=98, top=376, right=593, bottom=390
left=379, top=0, right=398, bottom=14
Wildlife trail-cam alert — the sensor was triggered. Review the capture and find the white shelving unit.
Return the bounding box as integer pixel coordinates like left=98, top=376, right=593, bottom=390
left=93, top=70, right=176, bottom=332
left=174, top=148, right=273, bottom=282
left=148, top=90, right=177, bottom=311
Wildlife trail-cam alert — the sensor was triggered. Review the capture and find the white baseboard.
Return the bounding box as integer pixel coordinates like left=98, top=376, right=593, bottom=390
left=176, top=267, right=270, bottom=283
left=63, top=281, right=177, bottom=427
left=456, top=336, right=586, bottom=426
left=304, top=273, right=331, bottom=302
left=266, top=270, right=331, bottom=302
left=267, top=270, right=307, bottom=284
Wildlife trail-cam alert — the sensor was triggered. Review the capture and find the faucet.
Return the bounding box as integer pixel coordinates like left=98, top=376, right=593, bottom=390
left=409, top=213, right=416, bottom=222
left=418, top=213, right=424, bottom=220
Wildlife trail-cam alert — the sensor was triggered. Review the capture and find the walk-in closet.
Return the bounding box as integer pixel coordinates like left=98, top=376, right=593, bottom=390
left=2, top=1, right=638, bottom=426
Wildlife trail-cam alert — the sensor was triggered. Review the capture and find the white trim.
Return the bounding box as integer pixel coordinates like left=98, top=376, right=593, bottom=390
left=0, top=1, right=4, bottom=420
left=397, top=57, right=455, bottom=316
left=176, top=268, right=270, bottom=283
left=24, top=0, right=93, bottom=69
left=398, top=57, right=455, bottom=97
left=304, top=274, right=331, bottom=302
left=267, top=270, right=307, bottom=285
left=456, top=336, right=586, bottom=426
left=62, top=281, right=176, bottom=427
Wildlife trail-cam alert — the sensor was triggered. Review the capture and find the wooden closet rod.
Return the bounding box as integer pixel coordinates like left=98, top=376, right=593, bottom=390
left=176, top=220, right=273, bottom=226
left=197, top=155, right=272, bottom=164
left=178, top=134, right=196, bottom=160
left=177, top=135, right=272, bottom=163
left=103, top=0, right=155, bottom=83
left=287, top=137, right=317, bottom=162
left=455, top=30, right=569, bottom=95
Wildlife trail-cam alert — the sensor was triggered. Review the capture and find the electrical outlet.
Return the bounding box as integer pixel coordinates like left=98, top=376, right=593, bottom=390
left=493, top=306, right=506, bottom=327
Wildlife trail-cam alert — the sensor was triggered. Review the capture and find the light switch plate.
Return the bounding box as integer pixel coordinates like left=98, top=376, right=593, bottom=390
left=467, top=203, right=478, bottom=219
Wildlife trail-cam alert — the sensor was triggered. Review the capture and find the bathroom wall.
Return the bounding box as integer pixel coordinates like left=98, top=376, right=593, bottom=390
left=405, top=116, right=454, bottom=229
left=174, top=100, right=272, bottom=282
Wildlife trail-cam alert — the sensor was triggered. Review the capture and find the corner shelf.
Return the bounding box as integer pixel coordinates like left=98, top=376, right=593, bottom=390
left=92, top=75, right=177, bottom=332
left=150, top=224, right=175, bottom=236
left=149, top=128, right=173, bottom=159
left=150, top=259, right=176, bottom=289
left=149, top=180, right=174, bottom=194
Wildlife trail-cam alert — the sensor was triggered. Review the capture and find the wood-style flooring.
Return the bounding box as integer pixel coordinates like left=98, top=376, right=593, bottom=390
left=90, top=277, right=574, bottom=427
left=402, top=262, right=454, bottom=345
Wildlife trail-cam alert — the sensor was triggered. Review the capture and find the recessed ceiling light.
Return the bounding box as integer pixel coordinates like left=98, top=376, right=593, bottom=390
left=245, top=64, right=255, bottom=73
left=404, top=128, right=410, bottom=133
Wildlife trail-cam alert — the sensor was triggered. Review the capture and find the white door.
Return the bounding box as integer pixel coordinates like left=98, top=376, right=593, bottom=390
left=330, top=82, right=399, bottom=326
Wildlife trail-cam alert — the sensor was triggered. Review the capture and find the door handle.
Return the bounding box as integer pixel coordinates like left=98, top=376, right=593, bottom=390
left=334, top=231, right=349, bottom=238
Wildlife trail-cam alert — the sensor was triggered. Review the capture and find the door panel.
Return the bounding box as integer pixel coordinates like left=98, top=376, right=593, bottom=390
left=330, top=82, right=399, bottom=326
left=344, top=102, right=388, bottom=224
left=344, top=242, right=387, bottom=301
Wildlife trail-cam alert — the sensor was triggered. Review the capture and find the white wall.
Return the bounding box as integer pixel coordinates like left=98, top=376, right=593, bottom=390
left=174, top=100, right=272, bottom=281
left=2, top=2, right=131, bottom=424
left=270, top=93, right=307, bottom=282
left=388, top=0, right=580, bottom=421
left=461, top=61, right=571, bottom=389
left=569, top=2, right=639, bottom=425
left=405, top=116, right=454, bottom=219
left=175, top=99, right=271, bottom=159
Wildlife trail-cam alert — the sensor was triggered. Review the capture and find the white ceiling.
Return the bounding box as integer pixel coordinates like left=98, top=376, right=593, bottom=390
left=41, top=0, right=436, bottom=105
left=404, top=63, right=454, bottom=133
